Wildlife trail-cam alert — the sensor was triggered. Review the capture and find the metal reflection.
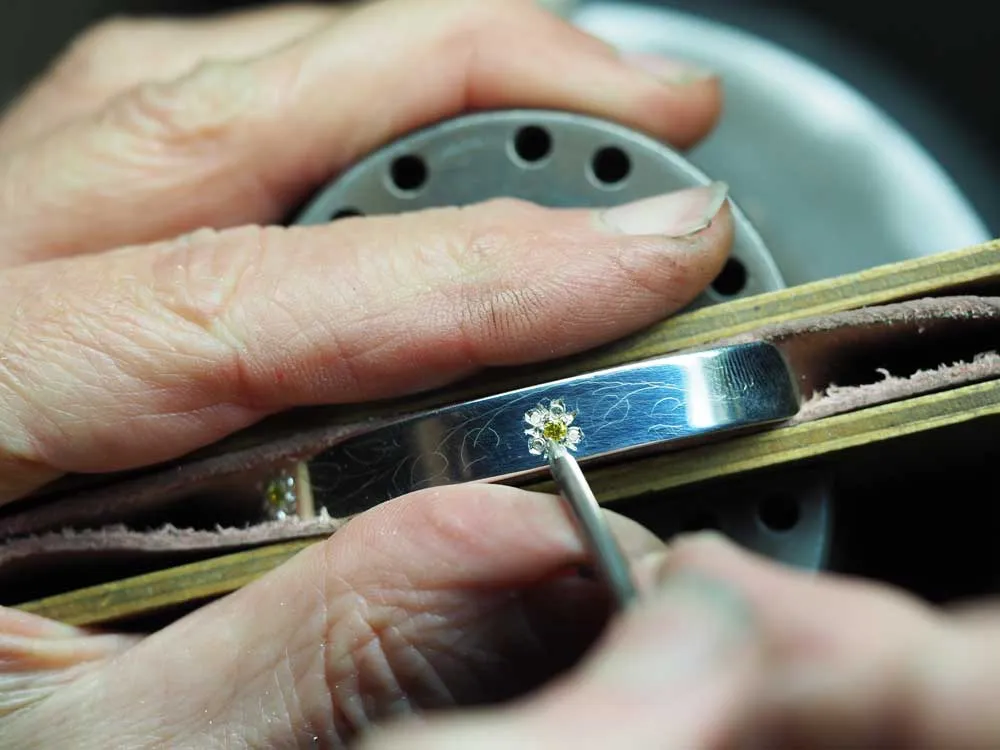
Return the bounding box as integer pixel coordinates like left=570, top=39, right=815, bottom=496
left=308, top=341, right=800, bottom=516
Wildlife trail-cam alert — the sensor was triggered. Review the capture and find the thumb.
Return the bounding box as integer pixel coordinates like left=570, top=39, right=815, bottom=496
left=359, top=555, right=761, bottom=750
left=0, top=184, right=732, bottom=502
left=0, top=485, right=665, bottom=747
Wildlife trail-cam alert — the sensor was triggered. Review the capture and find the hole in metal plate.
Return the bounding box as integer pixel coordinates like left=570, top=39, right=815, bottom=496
left=758, top=494, right=801, bottom=532
left=388, top=154, right=428, bottom=195
left=711, top=257, right=749, bottom=296
left=511, top=124, right=553, bottom=165
left=590, top=145, right=631, bottom=186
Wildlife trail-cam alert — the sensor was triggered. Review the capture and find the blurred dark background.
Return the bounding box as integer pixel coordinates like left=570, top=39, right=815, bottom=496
left=0, top=0, right=996, bottom=221
left=0, top=0, right=1000, bottom=141
left=1, top=0, right=997, bottom=150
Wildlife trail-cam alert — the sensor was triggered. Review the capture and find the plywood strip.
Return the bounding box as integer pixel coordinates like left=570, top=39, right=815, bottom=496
left=634, top=241, right=1000, bottom=359
left=17, top=539, right=318, bottom=626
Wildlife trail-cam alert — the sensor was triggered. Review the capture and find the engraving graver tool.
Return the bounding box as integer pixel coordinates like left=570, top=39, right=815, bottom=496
left=547, top=437, right=640, bottom=610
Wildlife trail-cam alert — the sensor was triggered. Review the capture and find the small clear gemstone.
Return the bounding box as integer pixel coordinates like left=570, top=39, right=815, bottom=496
left=264, top=472, right=298, bottom=520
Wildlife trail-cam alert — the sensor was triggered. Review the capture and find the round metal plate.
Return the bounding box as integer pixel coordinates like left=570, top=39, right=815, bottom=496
left=294, top=109, right=785, bottom=309
left=294, top=108, right=830, bottom=570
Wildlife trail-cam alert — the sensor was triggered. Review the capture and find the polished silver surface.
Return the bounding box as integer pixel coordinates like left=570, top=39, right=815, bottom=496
left=570, top=2, right=992, bottom=284
left=547, top=440, right=638, bottom=610
left=295, top=109, right=785, bottom=308
left=308, top=341, right=800, bottom=516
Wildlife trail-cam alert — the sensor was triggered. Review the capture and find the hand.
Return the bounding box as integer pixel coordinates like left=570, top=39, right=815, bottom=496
left=8, top=517, right=1000, bottom=749
left=2, top=486, right=666, bottom=746
left=357, top=533, right=1000, bottom=750
left=0, top=0, right=729, bottom=745
left=0, top=0, right=728, bottom=503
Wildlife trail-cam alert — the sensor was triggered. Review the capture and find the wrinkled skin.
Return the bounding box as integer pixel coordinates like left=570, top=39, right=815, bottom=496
left=2, top=2, right=999, bottom=748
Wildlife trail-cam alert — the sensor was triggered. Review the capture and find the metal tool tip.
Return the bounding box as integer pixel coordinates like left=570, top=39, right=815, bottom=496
left=545, top=438, right=568, bottom=460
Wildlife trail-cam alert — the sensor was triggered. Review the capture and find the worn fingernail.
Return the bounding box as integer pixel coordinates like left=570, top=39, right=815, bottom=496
left=600, top=182, right=729, bottom=238
left=624, top=53, right=718, bottom=85
left=590, top=571, right=750, bottom=687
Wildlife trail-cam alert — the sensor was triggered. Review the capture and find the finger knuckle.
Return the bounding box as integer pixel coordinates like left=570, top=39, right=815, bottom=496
left=459, top=197, right=546, bottom=238
left=432, top=0, right=532, bottom=53
left=146, top=226, right=266, bottom=401
left=0, top=333, right=45, bottom=466
left=104, top=58, right=258, bottom=149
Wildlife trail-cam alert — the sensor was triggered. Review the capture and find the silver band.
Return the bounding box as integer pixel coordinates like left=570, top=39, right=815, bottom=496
left=309, top=341, right=801, bottom=515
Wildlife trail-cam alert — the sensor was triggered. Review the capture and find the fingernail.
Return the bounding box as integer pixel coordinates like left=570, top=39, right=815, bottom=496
left=600, top=182, right=729, bottom=238
left=623, top=53, right=718, bottom=85
left=590, top=572, right=750, bottom=688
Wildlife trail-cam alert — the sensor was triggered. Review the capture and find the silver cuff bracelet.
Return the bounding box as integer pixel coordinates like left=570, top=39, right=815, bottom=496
left=306, top=340, right=801, bottom=515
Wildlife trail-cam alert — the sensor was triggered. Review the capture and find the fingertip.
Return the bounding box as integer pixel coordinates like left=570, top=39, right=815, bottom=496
left=565, top=49, right=724, bottom=149
left=670, top=529, right=747, bottom=560
left=594, top=185, right=734, bottom=311
left=628, top=531, right=741, bottom=590
left=407, top=188, right=733, bottom=369
left=528, top=556, right=759, bottom=748
left=629, top=532, right=756, bottom=600
left=603, top=510, right=668, bottom=560
left=660, top=531, right=758, bottom=577
left=631, top=72, right=724, bottom=151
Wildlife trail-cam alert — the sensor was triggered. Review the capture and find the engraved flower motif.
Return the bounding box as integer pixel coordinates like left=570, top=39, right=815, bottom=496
left=524, top=398, right=584, bottom=456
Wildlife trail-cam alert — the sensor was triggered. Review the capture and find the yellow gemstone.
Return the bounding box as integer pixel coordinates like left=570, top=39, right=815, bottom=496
left=265, top=482, right=285, bottom=508
left=542, top=420, right=568, bottom=442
